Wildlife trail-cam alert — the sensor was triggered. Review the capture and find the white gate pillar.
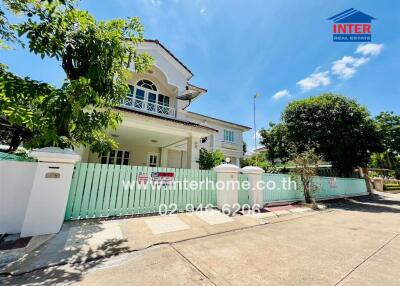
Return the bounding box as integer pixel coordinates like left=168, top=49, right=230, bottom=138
left=214, top=164, right=240, bottom=214
left=241, top=166, right=265, bottom=208
left=21, top=147, right=80, bottom=237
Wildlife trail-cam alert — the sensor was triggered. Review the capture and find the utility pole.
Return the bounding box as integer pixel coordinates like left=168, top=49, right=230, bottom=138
left=254, top=93, right=260, bottom=165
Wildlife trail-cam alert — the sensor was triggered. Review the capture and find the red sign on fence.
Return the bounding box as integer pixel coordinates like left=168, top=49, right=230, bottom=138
left=151, top=172, right=174, bottom=185
left=137, top=172, right=148, bottom=184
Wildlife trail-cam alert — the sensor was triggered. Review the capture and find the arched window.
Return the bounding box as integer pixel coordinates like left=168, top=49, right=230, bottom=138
left=137, top=79, right=157, bottom=91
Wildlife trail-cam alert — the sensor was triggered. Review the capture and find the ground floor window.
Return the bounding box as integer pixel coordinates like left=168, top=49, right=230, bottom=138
left=147, top=153, right=159, bottom=167
left=101, top=150, right=130, bottom=165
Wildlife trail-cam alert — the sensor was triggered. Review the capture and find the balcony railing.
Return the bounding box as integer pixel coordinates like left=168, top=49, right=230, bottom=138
left=121, top=97, right=176, bottom=118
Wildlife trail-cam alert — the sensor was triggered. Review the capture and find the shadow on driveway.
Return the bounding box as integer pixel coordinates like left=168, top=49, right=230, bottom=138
left=1, top=222, right=129, bottom=286
left=327, top=194, right=400, bottom=214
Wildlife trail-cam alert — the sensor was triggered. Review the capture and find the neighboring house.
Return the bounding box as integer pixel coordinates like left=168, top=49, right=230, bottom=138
left=251, top=146, right=267, bottom=155
left=77, top=40, right=250, bottom=169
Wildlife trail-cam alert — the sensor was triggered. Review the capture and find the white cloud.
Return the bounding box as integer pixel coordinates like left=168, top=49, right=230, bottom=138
left=272, top=89, right=291, bottom=100
left=356, top=43, right=384, bottom=56
left=296, top=71, right=331, bottom=91
left=200, top=8, right=206, bottom=15
left=295, top=43, right=383, bottom=92
left=331, top=56, right=369, bottom=79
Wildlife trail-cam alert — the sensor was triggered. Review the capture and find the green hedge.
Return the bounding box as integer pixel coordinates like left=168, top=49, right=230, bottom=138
left=0, top=151, right=35, bottom=162
left=383, top=183, right=400, bottom=191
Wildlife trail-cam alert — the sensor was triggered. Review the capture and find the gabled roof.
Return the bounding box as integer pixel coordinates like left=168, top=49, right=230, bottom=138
left=144, top=39, right=194, bottom=77
left=187, top=111, right=251, bottom=130
left=328, top=8, right=376, bottom=23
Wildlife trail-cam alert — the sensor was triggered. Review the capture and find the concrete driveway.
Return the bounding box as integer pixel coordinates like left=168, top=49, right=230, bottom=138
left=2, top=192, right=400, bottom=285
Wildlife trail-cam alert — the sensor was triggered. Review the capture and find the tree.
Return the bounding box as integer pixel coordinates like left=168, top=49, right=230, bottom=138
left=240, top=153, right=278, bottom=173
left=259, top=122, right=291, bottom=164
left=371, top=112, right=400, bottom=178
left=0, top=0, right=153, bottom=153
left=198, top=148, right=224, bottom=170
left=291, top=149, right=321, bottom=204
left=0, top=64, right=55, bottom=151
left=283, top=93, right=382, bottom=176
left=375, top=112, right=400, bottom=163
left=0, top=8, right=16, bottom=49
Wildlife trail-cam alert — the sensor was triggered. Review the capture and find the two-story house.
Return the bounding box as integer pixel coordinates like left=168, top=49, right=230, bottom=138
left=77, top=40, right=250, bottom=169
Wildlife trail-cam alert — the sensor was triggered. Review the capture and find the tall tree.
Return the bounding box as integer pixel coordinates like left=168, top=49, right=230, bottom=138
left=259, top=122, right=291, bottom=164
left=0, top=0, right=153, bottom=153
left=0, top=64, right=55, bottom=151
left=375, top=112, right=400, bottom=158
left=282, top=93, right=382, bottom=176
left=371, top=112, right=400, bottom=177
left=0, top=8, right=15, bottom=48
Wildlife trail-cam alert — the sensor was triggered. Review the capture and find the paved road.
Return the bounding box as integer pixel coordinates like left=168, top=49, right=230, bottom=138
left=2, top=193, right=400, bottom=285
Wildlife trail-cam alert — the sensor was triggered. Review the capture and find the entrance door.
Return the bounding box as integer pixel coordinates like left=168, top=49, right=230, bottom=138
left=147, top=153, right=159, bottom=167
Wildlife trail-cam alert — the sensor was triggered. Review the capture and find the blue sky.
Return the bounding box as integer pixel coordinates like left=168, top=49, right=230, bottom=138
left=1, top=0, right=399, bottom=150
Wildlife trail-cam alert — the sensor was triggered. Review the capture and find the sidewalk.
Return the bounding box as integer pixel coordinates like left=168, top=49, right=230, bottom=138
left=2, top=193, right=400, bottom=286
left=0, top=206, right=314, bottom=275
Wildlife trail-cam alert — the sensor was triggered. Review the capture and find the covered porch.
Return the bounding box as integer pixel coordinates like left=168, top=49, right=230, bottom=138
left=77, top=109, right=216, bottom=169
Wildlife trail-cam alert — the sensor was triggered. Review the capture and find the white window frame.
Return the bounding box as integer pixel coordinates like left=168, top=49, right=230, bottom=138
left=147, top=152, right=160, bottom=167
left=128, top=84, right=171, bottom=108
left=101, top=150, right=130, bottom=165
left=223, top=130, right=235, bottom=143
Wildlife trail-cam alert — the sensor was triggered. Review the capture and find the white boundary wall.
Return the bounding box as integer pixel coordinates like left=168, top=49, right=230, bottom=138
left=0, top=147, right=80, bottom=236
left=0, top=161, right=37, bottom=234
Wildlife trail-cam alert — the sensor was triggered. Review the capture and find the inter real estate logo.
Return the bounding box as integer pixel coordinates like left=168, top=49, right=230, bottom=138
left=328, top=8, right=375, bottom=42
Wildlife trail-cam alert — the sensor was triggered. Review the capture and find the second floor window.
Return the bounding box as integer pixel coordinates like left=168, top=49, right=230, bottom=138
left=137, top=79, right=157, bottom=91
left=127, top=81, right=170, bottom=107
left=124, top=79, right=174, bottom=116
left=224, top=130, right=235, bottom=143
left=158, top=94, right=170, bottom=107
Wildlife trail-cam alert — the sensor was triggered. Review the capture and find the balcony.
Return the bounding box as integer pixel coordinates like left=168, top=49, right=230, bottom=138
left=121, top=97, right=176, bottom=118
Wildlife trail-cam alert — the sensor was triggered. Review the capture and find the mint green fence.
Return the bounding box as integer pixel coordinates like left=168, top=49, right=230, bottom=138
left=65, top=163, right=217, bottom=220
left=313, top=176, right=368, bottom=199
left=262, top=173, right=368, bottom=203
left=65, top=164, right=369, bottom=220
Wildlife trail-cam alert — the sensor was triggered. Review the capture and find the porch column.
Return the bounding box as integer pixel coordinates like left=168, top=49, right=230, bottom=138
left=186, top=135, right=200, bottom=169
left=160, top=147, right=168, bottom=167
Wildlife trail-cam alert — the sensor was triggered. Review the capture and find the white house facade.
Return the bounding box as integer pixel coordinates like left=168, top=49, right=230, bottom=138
left=78, top=40, right=250, bottom=169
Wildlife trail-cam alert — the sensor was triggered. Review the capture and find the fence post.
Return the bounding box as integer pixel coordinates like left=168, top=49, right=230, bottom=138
left=20, top=147, right=81, bottom=237
left=241, top=166, right=265, bottom=208
left=214, top=164, right=240, bottom=214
